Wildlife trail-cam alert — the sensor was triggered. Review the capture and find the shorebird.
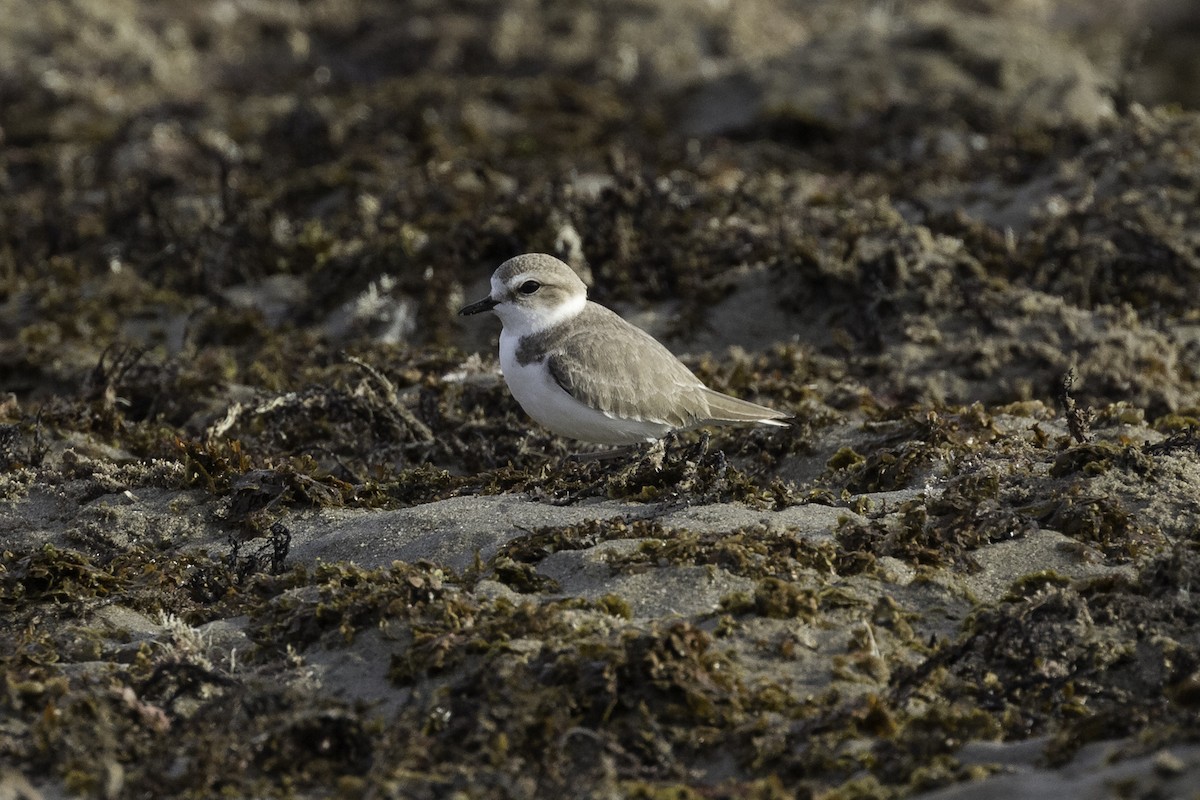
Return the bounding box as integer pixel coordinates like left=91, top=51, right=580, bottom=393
left=459, top=253, right=788, bottom=445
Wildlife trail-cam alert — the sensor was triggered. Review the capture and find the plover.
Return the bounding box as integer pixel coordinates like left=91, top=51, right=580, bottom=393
left=459, top=253, right=789, bottom=445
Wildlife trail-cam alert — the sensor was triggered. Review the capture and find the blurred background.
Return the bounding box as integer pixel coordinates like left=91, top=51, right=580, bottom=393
left=2, top=0, right=1199, bottom=427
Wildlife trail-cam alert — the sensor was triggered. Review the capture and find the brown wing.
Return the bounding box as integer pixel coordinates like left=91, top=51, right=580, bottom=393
left=540, top=304, right=712, bottom=427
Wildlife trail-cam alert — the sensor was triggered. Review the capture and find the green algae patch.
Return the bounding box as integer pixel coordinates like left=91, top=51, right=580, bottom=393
left=248, top=560, right=464, bottom=651
left=249, top=560, right=795, bottom=792
left=388, top=612, right=756, bottom=785
left=835, top=472, right=1033, bottom=572
left=3, top=1, right=1200, bottom=795
left=721, top=578, right=819, bottom=620
left=608, top=525, right=845, bottom=580
left=826, top=446, right=866, bottom=471
left=597, top=434, right=798, bottom=508
left=1003, top=569, right=1075, bottom=600
left=496, top=518, right=664, bottom=564
left=1, top=544, right=125, bottom=606
left=882, top=546, right=1200, bottom=770
left=1150, top=413, right=1200, bottom=434
left=1035, top=493, right=1166, bottom=562
left=1050, top=441, right=1154, bottom=478
left=825, top=405, right=1002, bottom=494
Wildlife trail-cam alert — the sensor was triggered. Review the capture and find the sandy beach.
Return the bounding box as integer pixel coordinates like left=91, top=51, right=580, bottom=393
left=2, top=1, right=1200, bottom=797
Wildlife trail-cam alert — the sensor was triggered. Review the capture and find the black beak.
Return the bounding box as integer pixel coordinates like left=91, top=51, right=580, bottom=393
left=459, top=296, right=499, bottom=316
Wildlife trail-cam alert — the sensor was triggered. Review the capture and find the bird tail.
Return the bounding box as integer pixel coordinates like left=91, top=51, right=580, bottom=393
left=701, top=387, right=790, bottom=426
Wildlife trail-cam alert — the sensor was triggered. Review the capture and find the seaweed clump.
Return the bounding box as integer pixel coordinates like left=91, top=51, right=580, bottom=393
left=886, top=545, right=1200, bottom=767
left=824, top=405, right=1001, bottom=494
left=835, top=469, right=1035, bottom=572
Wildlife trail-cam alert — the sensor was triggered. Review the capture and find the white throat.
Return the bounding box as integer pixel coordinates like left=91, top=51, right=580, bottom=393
left=496, top=291, right=586, bottom=338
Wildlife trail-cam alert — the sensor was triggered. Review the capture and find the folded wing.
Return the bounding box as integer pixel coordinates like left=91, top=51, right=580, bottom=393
left=542, top=304, right=788, bottom=429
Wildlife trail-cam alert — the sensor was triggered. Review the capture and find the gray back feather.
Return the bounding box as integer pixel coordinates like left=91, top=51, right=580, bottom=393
left=518, top=303, right=784, bottom=427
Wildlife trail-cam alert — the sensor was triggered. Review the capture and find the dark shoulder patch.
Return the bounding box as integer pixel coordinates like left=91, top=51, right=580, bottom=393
left=515, top=329, right=554, bottom=366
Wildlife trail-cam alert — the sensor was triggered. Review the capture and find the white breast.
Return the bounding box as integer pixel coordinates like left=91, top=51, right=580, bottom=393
left=498, top=329, right=670, bottom=445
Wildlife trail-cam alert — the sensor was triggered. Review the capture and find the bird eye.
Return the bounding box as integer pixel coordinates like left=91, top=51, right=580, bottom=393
left=518, top=280, right=541, bottom=295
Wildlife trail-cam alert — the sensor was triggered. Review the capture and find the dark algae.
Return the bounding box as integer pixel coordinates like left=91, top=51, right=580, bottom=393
left=5, top=0, right=1200, bottom=797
